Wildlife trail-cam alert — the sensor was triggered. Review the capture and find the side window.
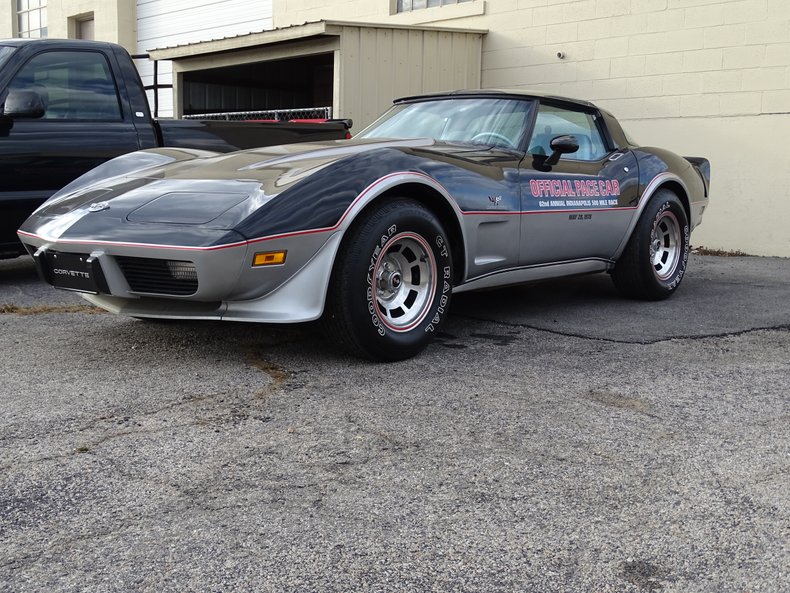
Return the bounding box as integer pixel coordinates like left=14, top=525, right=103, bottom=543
left=465, top=108, right=530, bottom=149
left=9, top=50, right=122, bottom=121
left=528, top=104, right=609, bottom=161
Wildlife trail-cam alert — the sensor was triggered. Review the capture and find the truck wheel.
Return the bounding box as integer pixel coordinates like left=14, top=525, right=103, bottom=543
left=324, top=199, right=453, bottom=361
left=612, top=189, right=690, bottom=300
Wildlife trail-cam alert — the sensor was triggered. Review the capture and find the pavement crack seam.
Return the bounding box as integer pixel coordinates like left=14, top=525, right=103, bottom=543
left=69, top=395, right=218, bottom=435
left=754, top=413, right=790, bottom=427
left=0, top=422, right=211, bottom=472
left=0, top=389, right=258, bottom=471
left=585, top=389, right=662, bottom=419
left=0, top=526, right=137, bottom=571
left=0, top=303, right=104, bottom=315
left=455, top=314, right=790, bottom=345
left=343, top=413, right=416, bottom=454
left=751, top=465, right=790, bottom=486
left=17, top=392, right=226, bottom=443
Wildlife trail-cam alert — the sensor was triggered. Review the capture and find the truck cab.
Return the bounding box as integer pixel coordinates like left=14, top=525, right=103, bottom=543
left=0, top=39, right=157, bottom=257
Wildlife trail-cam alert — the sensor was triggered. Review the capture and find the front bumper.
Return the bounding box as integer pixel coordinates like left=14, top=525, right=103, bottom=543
left=19, top=229, right=343, bottom=324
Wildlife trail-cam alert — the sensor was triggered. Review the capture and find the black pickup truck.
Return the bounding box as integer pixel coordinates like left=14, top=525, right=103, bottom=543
left=0, top=38, right=351, bottom=258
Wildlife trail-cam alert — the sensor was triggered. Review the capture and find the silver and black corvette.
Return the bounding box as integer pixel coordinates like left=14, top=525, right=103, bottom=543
left=18, top=90, right=710, bottom=360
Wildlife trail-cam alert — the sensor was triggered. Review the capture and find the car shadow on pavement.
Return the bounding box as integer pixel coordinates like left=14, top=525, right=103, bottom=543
left=450, top=254, right=790, bottom=343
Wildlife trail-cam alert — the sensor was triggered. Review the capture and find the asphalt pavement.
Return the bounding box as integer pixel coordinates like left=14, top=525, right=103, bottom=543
left=1, top=254, right=788, bottom=593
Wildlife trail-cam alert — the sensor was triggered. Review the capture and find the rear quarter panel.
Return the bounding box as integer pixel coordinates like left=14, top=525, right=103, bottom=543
left=633, top=147, right=709, bottom=230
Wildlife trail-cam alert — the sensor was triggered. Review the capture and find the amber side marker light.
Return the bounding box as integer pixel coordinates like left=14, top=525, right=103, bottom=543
left=253, top=251, right=287, bottom=266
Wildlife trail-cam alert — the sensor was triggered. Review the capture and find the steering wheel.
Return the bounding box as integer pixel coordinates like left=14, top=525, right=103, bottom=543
left=43, top=98, right=73, bottom=119
left=470, top=132, right=517, bottom=149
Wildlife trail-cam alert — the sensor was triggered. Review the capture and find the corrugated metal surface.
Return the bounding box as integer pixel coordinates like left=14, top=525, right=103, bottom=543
left=135, top=0, right=273, bottom=117
left=338, top=24, right=482, bottom=128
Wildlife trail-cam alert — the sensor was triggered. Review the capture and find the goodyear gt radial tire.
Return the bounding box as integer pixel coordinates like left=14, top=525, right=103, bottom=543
left=324, top=199, right=453, bottom=361
left=612, top=189, right=690, bottom=300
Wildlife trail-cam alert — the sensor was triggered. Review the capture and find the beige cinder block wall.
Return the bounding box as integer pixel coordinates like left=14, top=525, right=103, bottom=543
left=276, top=0, right=790, bottom=257
left=1, top=0, right=16, bottom=37
left=47, top=0, right=136, bottom=50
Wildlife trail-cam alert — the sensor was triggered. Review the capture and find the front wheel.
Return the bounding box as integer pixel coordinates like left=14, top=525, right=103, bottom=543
left=612, top=189, right=690, bottom=300
left=324, top=199, right=453, bottom=361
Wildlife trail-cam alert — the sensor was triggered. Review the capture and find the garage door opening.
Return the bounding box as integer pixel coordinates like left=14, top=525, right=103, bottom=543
left=182, top=53, right=334, bottom=120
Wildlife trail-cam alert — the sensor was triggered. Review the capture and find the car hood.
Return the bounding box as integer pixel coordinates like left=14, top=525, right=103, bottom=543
left=134, top=136, right=481, bottom=192
left=25, top=137, right=485, bottom=238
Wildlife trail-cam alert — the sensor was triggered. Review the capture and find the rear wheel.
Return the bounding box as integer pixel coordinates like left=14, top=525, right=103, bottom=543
left=324, top=199, right=453, bottom=361
left=612, top=189, right=690, bottom=300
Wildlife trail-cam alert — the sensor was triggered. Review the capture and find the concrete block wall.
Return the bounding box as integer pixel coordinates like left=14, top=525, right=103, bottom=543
left=480, top=0, right=789, bottom=123
left=0, top=0, right=14, bottom=38
left=273, top=0, right=485, bottom=28
left=273, top=0, right=388, bottom=25
left=48, top=0, right=136, bottom=49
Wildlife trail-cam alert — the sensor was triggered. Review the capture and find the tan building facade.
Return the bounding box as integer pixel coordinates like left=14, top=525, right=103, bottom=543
left=0, top=0, right=135, bottom=47
left=3, top=0, right=789, bottom=256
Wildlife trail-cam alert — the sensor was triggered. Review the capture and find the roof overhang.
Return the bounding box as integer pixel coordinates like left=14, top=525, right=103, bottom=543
left=147, top=20, right=487, bottom=61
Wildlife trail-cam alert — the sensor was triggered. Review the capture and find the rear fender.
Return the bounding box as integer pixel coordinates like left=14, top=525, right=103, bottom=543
left=612, top=172, right=690, bottom=260
left=684, top=156, right=711, bottom=197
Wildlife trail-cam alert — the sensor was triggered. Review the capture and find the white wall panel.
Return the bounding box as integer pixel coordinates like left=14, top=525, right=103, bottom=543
left=136, top=0, right=273, bottom=116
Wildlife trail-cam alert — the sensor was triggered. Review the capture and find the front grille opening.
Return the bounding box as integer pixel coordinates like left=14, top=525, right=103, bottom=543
left=166, top=260, right=198, bottom=281
left=116, top=256, right=198, bottom=296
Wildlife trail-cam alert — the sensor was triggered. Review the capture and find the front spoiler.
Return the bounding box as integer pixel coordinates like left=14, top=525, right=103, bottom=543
left=77, top=231, right=343, bottom=324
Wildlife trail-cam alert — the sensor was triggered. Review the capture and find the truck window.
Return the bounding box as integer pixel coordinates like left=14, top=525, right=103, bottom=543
left=8, top=50, right=122, bottom=121
left=0, top=46, right=15, bottom=70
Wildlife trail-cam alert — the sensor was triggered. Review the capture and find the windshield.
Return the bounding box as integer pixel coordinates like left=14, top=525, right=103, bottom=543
left=357, top=97, right=534, bottom=150
left=0, top=45, right=15, bottom=71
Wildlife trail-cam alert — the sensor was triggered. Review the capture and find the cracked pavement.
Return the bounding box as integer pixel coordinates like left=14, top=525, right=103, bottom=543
left=1, top=254, right=788, bottom=593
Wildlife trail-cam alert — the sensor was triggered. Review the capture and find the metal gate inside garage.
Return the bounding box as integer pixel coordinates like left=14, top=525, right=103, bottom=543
left=182, top=53, right=334, bottom=121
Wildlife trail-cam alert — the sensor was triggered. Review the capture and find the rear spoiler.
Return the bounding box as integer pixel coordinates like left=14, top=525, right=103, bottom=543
left=685, top=156, right=710, bottom=197
left=287, top=118, right=353, bottom=138
left=325, top=118, right=353, bottom=139
left=327, top=118, right=353, bottom=130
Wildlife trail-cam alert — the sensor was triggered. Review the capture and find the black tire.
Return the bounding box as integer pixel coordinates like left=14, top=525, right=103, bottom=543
left=323, top=199, right=453, bottom=361
left=612, top=189, right=690, bottom=300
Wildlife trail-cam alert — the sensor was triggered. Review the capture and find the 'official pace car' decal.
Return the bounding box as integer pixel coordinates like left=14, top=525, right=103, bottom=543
left=529, top=178, right=622, bottom=209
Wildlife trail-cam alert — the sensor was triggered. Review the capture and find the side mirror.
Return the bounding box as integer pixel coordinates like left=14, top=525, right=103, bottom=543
left=545, top=134, right=579, bottom=165
left=0, top=114, right=12, bottom=137
left=3, top=90, right=46, bottom=119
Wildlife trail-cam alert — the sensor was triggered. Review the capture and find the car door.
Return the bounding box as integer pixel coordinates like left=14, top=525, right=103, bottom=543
left=518, top=102, right=640, bottom=266
left=0, top=48, right=142, bottom=252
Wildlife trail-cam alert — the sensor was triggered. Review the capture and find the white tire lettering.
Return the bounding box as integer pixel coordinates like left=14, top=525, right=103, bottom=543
left=367, top=226, right=399, bottom=335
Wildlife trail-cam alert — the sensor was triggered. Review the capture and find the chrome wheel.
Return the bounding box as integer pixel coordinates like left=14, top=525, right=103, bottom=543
left=373, top=232, right=436, bottom=331
left=324, top=198, right=452, bottom=361
left=612, top=190, right=689, bottom=301
left=650, top=210, right=681, bottom=280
